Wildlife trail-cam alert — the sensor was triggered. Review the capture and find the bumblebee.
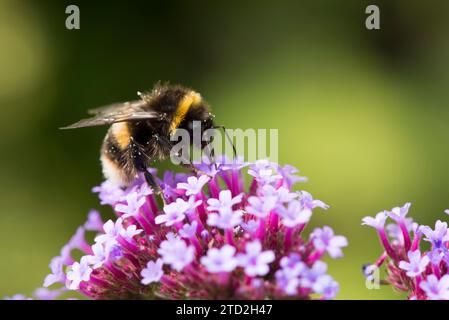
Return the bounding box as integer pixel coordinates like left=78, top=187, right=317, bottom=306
left=61, top=83, right=229, bottom=195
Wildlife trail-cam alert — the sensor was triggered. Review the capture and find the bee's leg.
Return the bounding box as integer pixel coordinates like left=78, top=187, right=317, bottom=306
left=203, top=140, right=218, bottom=171
left=154, top=133, right=212, bottom=177
left=130, top=138, right=166, bottom=205
left=181, top=162, right=213, bottom=178
left=143, top=170, right=165, bottom=202
left=213, top=125, right=237, bottom=160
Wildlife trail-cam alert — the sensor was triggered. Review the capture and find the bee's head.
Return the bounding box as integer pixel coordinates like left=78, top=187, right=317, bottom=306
left=202, top=111, right=215, bottom=131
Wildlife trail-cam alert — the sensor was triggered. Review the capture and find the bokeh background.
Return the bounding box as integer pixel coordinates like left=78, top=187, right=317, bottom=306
left=1, top=0, right=448, bottom=299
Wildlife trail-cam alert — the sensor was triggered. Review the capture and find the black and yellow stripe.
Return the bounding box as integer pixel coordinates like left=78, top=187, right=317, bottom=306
left=169, top=90, right=202, bottom=134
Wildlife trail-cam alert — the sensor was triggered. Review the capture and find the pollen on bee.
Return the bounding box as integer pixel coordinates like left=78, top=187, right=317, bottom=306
left=111, top=122, right=131, bottom=150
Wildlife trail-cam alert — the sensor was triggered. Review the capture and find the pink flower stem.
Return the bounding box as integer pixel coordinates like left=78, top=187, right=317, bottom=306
left=284, top=227, right=293, bottom=252
left=105, top=261, right=128, bottom=282
left=208, top=177, right=220, bottom=199
left=308, top=249, right=325, bottom=264
left=399, top=221, right=411, bottom=253
left=432, top=264, right=441, bottom=278
left=225, top=228, right=235, bottom=245
left=142, top=202, right=155, bottom=223
left=231, top=170, right=240, bottom=196
left=375, top=252, right=388, bottom=267
left=123, top=253, right=141, bottom=269
left=415, top=275, right=423, bottom=295
left=296, top=223, right=306, bottom=236
left=275, top=178, right=283, bottom=189
left=185, top=265, right=203, bottom=282
left=89, top=275, right=113, bottom=289
left=219, top=272, right=230, bottom=286
left=190, top=236, right=203, bottom=254
left=117, top=236, right=140, bottom=254
left=135, top=214, right=153, bottom=235
left=249, top=179, right=258, bottom=195
left=256, top=218, right=266, bottom=242
left=377, top=228, right=397, bottom=261
left=80, top=241, right=93, bottom=255
left=187, top=210, right=205, bottom=233
left=161, top=275, right=179, bottom=289
left=79, top=283, right=95, bottom=298
left=195, top=193, right=208, bottom=224
left=269, top=212, right=279, bottom=234
left=411, top=231, right=422, bottom=251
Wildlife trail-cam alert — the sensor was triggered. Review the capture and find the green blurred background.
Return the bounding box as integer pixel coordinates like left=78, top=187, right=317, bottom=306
left=1, top=0, right=449, bottom=299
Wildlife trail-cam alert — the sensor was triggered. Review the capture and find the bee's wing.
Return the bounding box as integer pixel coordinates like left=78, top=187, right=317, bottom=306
left=86, top=100, right=144, bottom=115
left=60, top=100, right=159, bottom=129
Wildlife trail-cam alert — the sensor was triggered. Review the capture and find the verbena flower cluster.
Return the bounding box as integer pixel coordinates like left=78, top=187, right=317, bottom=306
left=363, top=204, right=449, bottom=300
left=16, top=157, right=348, bottom=300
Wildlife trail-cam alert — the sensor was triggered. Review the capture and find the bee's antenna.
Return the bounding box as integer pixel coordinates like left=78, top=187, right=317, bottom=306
left=214, top=125, right=237, bottom=161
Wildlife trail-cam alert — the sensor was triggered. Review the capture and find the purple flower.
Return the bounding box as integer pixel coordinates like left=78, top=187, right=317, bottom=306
left=43, top=256, right=66, bottom=287
left=84, top=243, right=108, bottom=269
left=68, top=227, right=89, bottom=252
left=114, top=192, right=146, bottom=218
left=237, top=240, right=275, bottom=276
left=386, top=217, right=415, bottom=243
left=34, top=287, right=63, bottom=300
left=119, top=224, right=143, bottom=242
left=193, top=155, right=221, bottom=177
left=386, top=202, right=411, bottom=222
left=66, top=257, right=92, bottom=290
left=141, top=259, right=164, bottom=285
left=278, top=164, right=308, bottom=187
left=301, top=261, right=327, bottom=288
left=4, top=294, right=32, bottom=300
left=157, top=234, right=195, bottom=271
left=94, top=218, right=122, bottom=249
left=364, top=203, right=449, bottom=300
left=155, top=200, right=188, bottom=226
left=219, top=155, right=249, bottom=172
left=312, top=275, right=339, bottom=300
left=311, top=226, right=348, bottom=258
left=420, top=275, right=449, bottom=300
left=421, top=220, right=449, bottom=250
left=84, top=210, right=104, bottom=232
left=260, top=185, right=297, bottom=203
left=95, top=219, right=120, bottom=242
left=241, top=220, right=259, bottom=234
left=129, top=179, right=153, bottom=197
left=37, top=157, right=346, bottom=300
left=245, top=195, right=277, bottom=218
left=362, top=211, right=388, bottom=230
left=398, top=250, right=430, bottom=277
left=177, top=175, right=210, bottom=196
left=207, top=190, right=242, bottom=212
left=207, top=207, right=243, bottom=229
left=92, top=180, right=125, bottom=206
left=427, top=249, right=444, bottom=266
left=275, top=253, right=307, bottom=295
left=275, top=270, right=300, bottom=296
left=248, top=159, right=282, bottom=184
left=279, top=253, right=305, bottom=275
left=445, top=210, right=449, bottom=216
left=298, top=191, right=329, bottom=213
left=179, top=221, right=198, bottom=239
left=278, top=200, right=312, bottom=227
left=362, top=264, right=378, bottom=282
left=200, top=245, right=238, bottom=273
